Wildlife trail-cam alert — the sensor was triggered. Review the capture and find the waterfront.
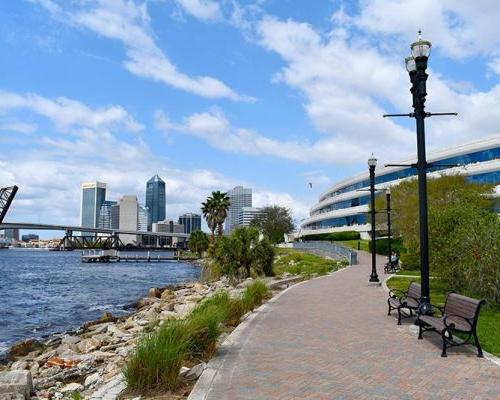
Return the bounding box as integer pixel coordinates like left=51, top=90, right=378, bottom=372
left=0, top=249, right=200, bottom=355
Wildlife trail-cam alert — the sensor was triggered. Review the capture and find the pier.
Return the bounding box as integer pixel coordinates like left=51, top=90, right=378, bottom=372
left=81, top=250, right=178, bottom=263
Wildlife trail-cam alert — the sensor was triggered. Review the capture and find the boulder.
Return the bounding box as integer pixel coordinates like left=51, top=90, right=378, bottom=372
left=174, top=302, right=196, bottom=318
left=59, top=382, right=83, bottom=394
left=160, top=288, right=175, bottom=300
left=84, top=372, right=100, bottom=388
left=7, top=340, right=43, bottom=360
left=179, top=362, right=206, bottom=382
left=89, top=374, right=126, bottom=400
left=0, top=370, right=33, bottom=399
left=61, top=336, right=80, bottom=350
left=107, top=324, right=128, bottom=339
left=10, top=361, right=28, bottom=371
left=46, top=357, right=79, bottom=369
left=77, top=338, right=101, bottom=354
left=147, top=287, right=162, bottom=298
left=136, top=297, right=160, bottom=309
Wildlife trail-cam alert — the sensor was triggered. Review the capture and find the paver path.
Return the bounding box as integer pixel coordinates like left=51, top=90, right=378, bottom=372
left=190, top=251, right=500, bottom=400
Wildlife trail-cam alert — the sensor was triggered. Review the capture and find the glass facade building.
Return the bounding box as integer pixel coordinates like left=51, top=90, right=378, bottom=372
left=300, top=137, right=500, bottom=237
left=80, top=182, right=106, bottom=230
left=146, top=175, right=166, bottom=230
left=97, top=200, right=117, bottom=229
left=178, top=213, right=201, bottom=234
left=226, top=186, right=252, bottom=234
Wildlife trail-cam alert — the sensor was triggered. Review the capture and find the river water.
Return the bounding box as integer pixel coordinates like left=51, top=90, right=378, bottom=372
left=0, top=249, right=200, bottom=355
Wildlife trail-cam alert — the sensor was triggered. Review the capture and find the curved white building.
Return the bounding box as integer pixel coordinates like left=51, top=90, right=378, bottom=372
left=299, top=135, right=500, bottom=239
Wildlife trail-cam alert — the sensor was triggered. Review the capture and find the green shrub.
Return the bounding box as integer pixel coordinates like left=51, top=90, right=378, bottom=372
left=226, top=298, right=246, bottom=327
left=188, top=230, right=209, bottom=258
left=124, top=320, right=189, bottom=392
left=242, top=280, right=270, bottom=312
left=301, top=231, right=360, bottom=241
left=252, top=238, right=275, bottom=276
left=368, top=238, right=405, bottom=256
left=185, top=307, right=224, bottom=358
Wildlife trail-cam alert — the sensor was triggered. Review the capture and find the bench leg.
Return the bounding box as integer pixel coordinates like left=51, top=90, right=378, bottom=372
left=441, top=330, right=448, bottom=357
left=473, top=331, right=484, bottom=358
left=387, top=299, right=391, bottom=316
left=418, top=322, right=423, bottom=339
left=397, top=308, right=402, bottom=325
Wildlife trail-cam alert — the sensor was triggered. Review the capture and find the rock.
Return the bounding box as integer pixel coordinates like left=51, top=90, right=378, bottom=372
left=34, top=367, right=82, bottom=389
left=77, top=338, right=101, bottom=354
left=174, top=302, right=196, bottom=318
left=60, top=336, right=80, bottom=351
left=89, top=374, right=126, bottom=400
left=7, top=340, right=44, bottom=360
left=136, top=297, right=159, bottom=309
left=84, top=373, right=100, bottom=388
left=179, top=362, right=206, bottom=381
left=46, top=357, right=79, bottom=369
left=59, top=382, right=83, bottom=394
left=107, top=325, right=128, bottom=339
left=29, top=363, right=38, bottom=377
left=147, top=287, right=161, bottom=298
left=10, top=361, right=28, bottom=371
left=160, top=288, right=174, bottom=300
left=0, top=370, right=33, bottom=399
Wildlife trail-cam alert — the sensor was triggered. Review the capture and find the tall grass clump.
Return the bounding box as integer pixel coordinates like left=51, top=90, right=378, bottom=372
left=242, top=280, right=270, bottom=312
left=124, top=320, right=190, bottom=392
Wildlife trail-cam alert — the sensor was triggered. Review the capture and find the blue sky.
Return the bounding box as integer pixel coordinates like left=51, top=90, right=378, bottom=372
left=1, top=0, right=499, bottom=236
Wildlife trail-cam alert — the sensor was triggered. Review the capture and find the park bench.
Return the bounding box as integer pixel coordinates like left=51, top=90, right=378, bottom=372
left=387, top=282, right=421, bottom=325
left=417, top=292, right=486, bottom=357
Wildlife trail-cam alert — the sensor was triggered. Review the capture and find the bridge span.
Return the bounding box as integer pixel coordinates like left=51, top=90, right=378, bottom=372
left=0, top=222, right=189, bottom=250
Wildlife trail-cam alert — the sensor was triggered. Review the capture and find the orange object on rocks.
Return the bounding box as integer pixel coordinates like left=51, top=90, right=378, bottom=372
left=46, top=356, right=79, bottom=369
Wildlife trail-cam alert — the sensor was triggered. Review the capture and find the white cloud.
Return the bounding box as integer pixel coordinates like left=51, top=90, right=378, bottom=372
left=0, top=121, right=37, bottom=134
left=175, top=0, right=222, bottom=21
left=488, top=58, right=500, bottom=75
left=0, top=90, right=143, bottom=133
left=30, top=0, right=253, bottom=102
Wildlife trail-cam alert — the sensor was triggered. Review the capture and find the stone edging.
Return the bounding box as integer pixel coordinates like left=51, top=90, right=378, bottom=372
left=381, top=274, right=500, bottom=367
left=188, top=266, right=350, bottom=400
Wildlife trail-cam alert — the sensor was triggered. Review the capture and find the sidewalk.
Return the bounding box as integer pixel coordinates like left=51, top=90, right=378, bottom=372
left=189, top=251, right=500, bottom=400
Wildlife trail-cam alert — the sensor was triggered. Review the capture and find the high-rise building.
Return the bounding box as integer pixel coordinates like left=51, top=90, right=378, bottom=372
left=237, top=207, right=263, bottom=228
left=22, top=234, right=39, bottom=242
left=118, top=195, right=139, bottom=245
left=110, top=204, right=120, bottom=230
left=225, top=186, right=252, bottom=234
left=97, top=200, right=117, bottom=229
left=4, top=228, right=19, bottom=241
left=80, top=182, right=106, bottom=230
left=146, top=175, right=166, bottom=229
left=138, top=205, right=150, bottom=232
left=178, top=213, right=201, bottom=234
left=153, top=219, right=185, bottom=247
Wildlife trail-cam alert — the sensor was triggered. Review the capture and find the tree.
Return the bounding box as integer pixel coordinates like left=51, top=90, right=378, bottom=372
left=201, top=191, right=231, bottom=240
left=250, top=205, right=294, bottom=244
left=211, top=227, right=275, bottom=279
left=188, top=230, right=209, bottom=258
left=387, top=174, right=499, bottom=305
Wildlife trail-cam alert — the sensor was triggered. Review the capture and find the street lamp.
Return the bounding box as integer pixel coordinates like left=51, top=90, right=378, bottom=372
left=368, top=154, right=379, bottom=283
left=407, top=32, right=432, bottom=314
left=386, top=190, right=392, bottom=268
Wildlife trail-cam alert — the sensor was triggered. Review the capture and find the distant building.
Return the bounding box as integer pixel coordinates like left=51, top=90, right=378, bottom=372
left=110, top=204, right=120, bottom=230
left=22, top=234, right=39, bottom=242
left=225, top=186, right=252, bottom=234
left=118, top=195, right=139, bottom=245
left=153, top=219, right=185, bottom=247
left=237, top=207, right=263, bottom=228
left=178, top=213, right=201, bottom=234
left=80, top=182, right=106, bottom=230
left=138, top=205, right=150, bottom=232
left=4, top=228, right=19, bottom=241
left=97, top=200, right=117, bottom=229
left=146, top=175, right=166, bottom=230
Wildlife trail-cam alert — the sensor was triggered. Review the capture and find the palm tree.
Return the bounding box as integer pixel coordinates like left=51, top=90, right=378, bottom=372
left=201, top=191, right=231, bottom=240
left=201, top=198, right=217, bottom=240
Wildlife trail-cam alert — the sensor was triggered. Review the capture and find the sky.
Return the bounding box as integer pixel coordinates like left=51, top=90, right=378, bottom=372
left=1, top=0, right=500, bottom=237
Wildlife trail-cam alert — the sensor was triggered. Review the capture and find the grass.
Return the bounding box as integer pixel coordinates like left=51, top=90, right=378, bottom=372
left=124, top=281, right=271, bottom=394
left=274, top=248, right=346, bottom=278
left=386, top=275, right=500, bottom=356
left=337, top=239, right=370, bottom=252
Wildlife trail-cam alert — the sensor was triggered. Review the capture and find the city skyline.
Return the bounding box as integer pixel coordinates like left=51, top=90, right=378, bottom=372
left=2, top=1, right=500, bottom=236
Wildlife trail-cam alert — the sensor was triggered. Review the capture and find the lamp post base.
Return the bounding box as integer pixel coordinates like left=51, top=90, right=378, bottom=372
left=369, top=275, right=380, bottom=283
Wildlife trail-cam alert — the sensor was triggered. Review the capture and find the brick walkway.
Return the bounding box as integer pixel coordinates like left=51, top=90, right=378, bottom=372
left=191, top=252, right=500, bottom=400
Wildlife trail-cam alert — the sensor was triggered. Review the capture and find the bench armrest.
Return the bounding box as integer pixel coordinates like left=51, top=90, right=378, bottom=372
left=443, top=314, right=473, bottom=331
left=388, top=288, right=406, bottom=299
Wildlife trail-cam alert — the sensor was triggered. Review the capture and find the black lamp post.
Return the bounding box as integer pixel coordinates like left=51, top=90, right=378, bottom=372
left=368, top=154, right=379, bottom=283
left=405, top=32, right=432, bottom=314
left=386, top=191, right=392, bottom=266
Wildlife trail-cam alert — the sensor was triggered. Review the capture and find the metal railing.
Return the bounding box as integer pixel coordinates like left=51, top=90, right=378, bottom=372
left=293, top=241, right=358, bottom=265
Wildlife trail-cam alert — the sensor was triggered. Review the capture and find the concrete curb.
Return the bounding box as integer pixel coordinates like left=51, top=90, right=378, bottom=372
left=382, top=274, right=500, bottom=367
left=188, top=267, right=349, bottom=400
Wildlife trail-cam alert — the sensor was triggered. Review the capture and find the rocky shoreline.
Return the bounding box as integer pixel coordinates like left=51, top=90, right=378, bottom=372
left=0, top=272, right=304, bottom=400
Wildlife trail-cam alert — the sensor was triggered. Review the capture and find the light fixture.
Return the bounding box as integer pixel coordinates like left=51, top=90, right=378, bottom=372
left=367, top=154, right=377, bottom=168
left=410, top=30, right=432, bottom=59
left=405, top=56, right=416, bottom=72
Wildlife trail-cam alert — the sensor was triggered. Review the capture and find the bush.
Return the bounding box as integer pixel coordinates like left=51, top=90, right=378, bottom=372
left=301, top=231, right=360, bottom=241
left=241, top=280, right=270, bottom=312
left=124, top=320, right=189, bottom=392
left=368, top=238, right=405, bottom=256
left=252, top=238, right=275, bottom=276
left=188, top=230, right=209, bottom=258
left=185, top=306, right=224, bottom=358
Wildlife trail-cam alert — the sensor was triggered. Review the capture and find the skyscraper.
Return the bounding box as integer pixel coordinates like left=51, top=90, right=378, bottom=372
left=138, top=205, right=150, bottom=232
left=80, top=182, right=106, bottom=229
left=237, top=207, right=263, bottom=227
left=118, top=195, right=138, bottom=245
left=225, top=186, right=252, bottom=234
left=178, top=213, right=202, bottom=234
left=146, top=175, right=166, bottom=230
left=97, top=200, right=117, bottom=229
